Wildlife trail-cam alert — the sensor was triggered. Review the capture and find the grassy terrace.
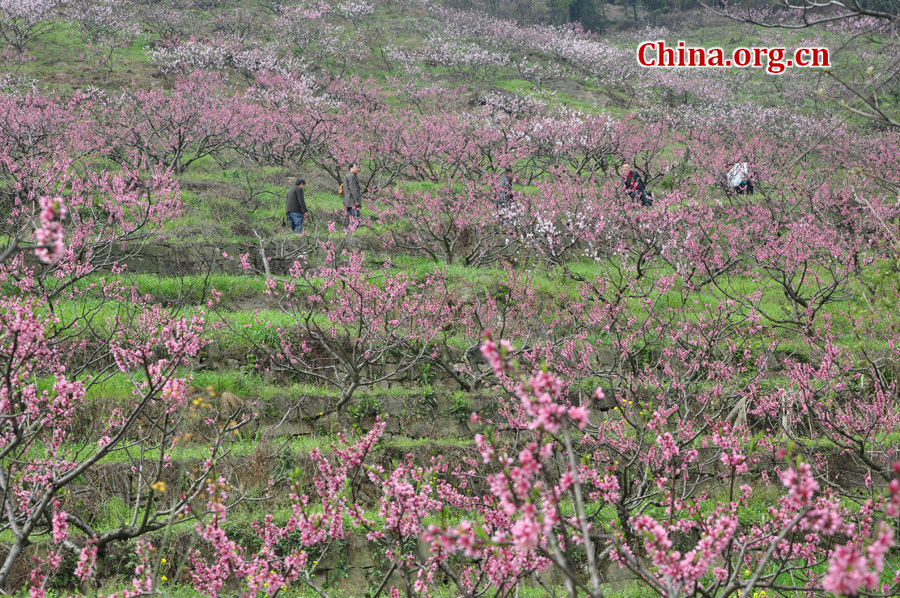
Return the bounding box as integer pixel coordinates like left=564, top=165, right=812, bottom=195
left=2, top=0, right=899, bottom=595
left=24, top=259, right=894, bottom=351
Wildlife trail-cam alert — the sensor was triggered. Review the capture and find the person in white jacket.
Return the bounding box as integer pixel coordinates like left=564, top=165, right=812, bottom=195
left=727, top=160, right=753, bottom=195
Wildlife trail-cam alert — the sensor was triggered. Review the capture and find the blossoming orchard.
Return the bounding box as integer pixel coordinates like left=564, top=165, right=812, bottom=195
left=1, top=0, right=899, bottom=596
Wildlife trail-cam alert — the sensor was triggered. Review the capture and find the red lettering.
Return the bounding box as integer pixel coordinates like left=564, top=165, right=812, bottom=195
left=811, top=48, right=830, bottom=67
left=688, top=47, right=705, bottom=67
left=637, top=42, right=656, bottom=67
left=659, top=41, right=675, bottom=67
left=733, top=48, right=751, bottom=67
left=753, top=48, right=765, bottom=68
left=707, top=48, right=726, bottom=67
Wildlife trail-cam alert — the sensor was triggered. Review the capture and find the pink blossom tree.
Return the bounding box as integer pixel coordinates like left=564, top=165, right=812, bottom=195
left=423, top=338, right=900, bottom=598
left=0, top=88, right=260, bottom=592
left=95, top=71, right=240, bottom=174
left=369, top=178, right=522, bottom=266
left=173, top=333, right=900, bottom=598
left=0, top=256, right=255, bottom=592
left=189, top=422, right=387, bottom=598
left=221, top=239, right=452, bottom=427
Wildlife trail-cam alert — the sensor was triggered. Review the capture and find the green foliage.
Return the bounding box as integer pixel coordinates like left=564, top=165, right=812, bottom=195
left=643, top=0, right=669, bottom=20
left=569, top=0, right=605, bottom=31
left=417, top=362, right=435, bottom=385
left=448, top=390, right=472, bottom=422
left=418, top=384, right=438, bottom=414
left=348, top=395, right=381, bottom=428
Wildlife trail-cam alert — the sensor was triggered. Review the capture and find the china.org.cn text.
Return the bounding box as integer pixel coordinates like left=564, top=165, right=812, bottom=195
left=637, top=40, right=830, bottom=74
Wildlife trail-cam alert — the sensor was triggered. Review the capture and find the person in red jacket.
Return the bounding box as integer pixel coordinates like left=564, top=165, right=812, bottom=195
left=621, top=163, right=652, bottom=206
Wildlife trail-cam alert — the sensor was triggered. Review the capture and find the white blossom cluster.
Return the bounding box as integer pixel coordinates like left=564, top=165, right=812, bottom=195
left=231, top=45, right=283, bottom=77
left=676, top=101, right=846, bottom=140
left=481, top=91, right=547, bottom=118
left=0, top=0, right=57, bottom=24
left=0, top=0, right=57, bottom=52
left=149, top=39, right=231, bottom=73
left=523, top=214, right=561, bottom=250
left=245, top=71, right=334, bottom=109
left=70, top=0, right=140, bottom=39
left=516, top=58, right=570, bottom=85
left=430, top=5, right=555, bottom=51
left=419, top=34, right=510, bottom=72
left=277, top=0, right=372, bottom=22
left=0, top=73, right=38, bottom=94
left=277, top=1, right=329, bottom=21
left=332, top=0, right=375, bottom=19
left=150, top=39, right=309, bottom=80
left=423, top=5, right=633, bottom=82
left=543, top=32, right=633, bottom=81
left=276, top=5, right=366, bottom=66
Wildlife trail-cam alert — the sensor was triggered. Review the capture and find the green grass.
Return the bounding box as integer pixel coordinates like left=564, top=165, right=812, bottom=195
left=77, top=368, right=466, bottom=403
left=493, top=78, right=537, bottom=92
left=44, top=273, right=268, bottom=305
left=25, top=432, right=474, bottom=474
left=45, top=261, right=884, bottom=345
left=9, top=24, right=157, bottom=92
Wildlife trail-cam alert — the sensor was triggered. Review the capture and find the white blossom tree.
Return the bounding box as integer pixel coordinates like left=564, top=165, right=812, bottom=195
left=0, top=0, right=58, bottom=53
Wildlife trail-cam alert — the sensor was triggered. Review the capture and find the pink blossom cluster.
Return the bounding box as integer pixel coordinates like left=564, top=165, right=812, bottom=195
left=824, top=524, right=894, bottom=595
left=33, top=195, right=65, bottom=263
left=191, top=423, right=388, bottom=598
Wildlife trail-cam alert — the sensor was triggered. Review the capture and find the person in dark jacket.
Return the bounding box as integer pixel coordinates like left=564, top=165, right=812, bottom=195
left=343, top=162, right=362, bottom=226
left=496, top=167, right=514, bottom=224
left=498, top=168, right=514, bottom=208
left=621, top=163, right=652, bottom=207
left=286, top=178, right=308, bottom=234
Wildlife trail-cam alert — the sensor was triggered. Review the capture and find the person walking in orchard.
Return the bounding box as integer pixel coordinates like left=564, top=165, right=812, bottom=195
left=498, top=168, right=514, bottom=207
left=497, top=167, right=515, bottom=223
left=727, top=158, right=754, bottom=195
left=285, top=178, right=309, bottom=234
left=343, top=162, right=362, bottom=228
left=621, top=163, right=652, bottom=206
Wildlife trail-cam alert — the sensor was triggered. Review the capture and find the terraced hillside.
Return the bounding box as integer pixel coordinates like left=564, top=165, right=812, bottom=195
left=2, top=0, right=900, bottom=596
